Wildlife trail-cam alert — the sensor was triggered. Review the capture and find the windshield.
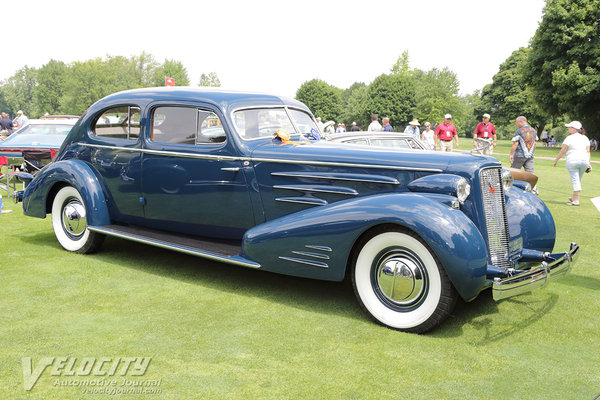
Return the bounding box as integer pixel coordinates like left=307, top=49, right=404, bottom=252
left=233, top=108, right=318, bottom=140
left=15, top=124, right=73, bottom=136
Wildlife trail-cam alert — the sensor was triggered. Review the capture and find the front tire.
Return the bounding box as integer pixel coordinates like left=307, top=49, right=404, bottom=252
left=51, top=186, right=104, bottom=254
left=351, top=227, right=457, bottom=333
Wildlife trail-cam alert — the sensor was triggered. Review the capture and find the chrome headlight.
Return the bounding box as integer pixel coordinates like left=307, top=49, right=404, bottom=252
left=456, top=178, right=471, bottom=203
left=501, top=169, right=514, bottom=192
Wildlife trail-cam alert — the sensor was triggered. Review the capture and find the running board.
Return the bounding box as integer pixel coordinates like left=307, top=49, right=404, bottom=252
left=88, top=225, right=261, bottom=269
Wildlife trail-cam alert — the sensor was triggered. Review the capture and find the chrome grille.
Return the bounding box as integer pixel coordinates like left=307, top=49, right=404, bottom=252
left=479, top=167, right=511, bottom=267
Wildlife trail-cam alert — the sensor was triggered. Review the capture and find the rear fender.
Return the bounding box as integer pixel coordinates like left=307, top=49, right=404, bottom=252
left=243, top=193, right=488, bottom=301
left=22, top=159, right=110, bottom=226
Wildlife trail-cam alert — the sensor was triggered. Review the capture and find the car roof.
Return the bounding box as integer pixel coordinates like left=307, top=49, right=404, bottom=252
left=92, top=87, right=310, bottom=114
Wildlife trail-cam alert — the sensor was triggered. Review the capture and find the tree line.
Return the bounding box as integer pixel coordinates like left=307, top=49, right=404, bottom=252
left=297, top=0, right=600, bottom=140
left=296, top=50, right=479, bottom=137
left=0, top=52, right=221, bottom=118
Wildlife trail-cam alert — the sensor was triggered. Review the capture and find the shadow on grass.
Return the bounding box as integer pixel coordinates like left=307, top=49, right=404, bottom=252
left=555, top=273, right=600, bottom=291
left=19, top=232, right=562, bottom=336
left=88, top=236, right=365, bottom=322
left=436, top=292, right=559, bottom=343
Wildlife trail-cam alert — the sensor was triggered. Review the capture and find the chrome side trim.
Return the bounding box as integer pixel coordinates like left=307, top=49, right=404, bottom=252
left=78, top=142, right=442, bottom=173
left=263, top=159, right=442, bottom=173
left=272, top=172, right=401, bottom=185
left=278, top=256, right=329, bottom=269
left=87, top=226, right=261, bottom=269
left=275, top=197, right=328, bottom=206
left=305, top=245, right=332, bottom=252
left=291, top=251, right=330, bottom=260
left=273, top=185, right=358, bottom=196
left=79, top=143, right=242, bottom=162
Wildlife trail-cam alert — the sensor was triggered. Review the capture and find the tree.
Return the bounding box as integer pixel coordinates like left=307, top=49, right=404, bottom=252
left=131, top=52, right=160, bottom=87
left=367, top=73, right=415, bottom=129
left=199, top=72, right=221, bottom=87
left=1, top=66, right=38, bottom=116
left=153, top=59, right=190, bottom=86
left=341, top=82, right=368, bottom=126
left=295, top=79, right=343, bottom=122
left=390, top=50, right=413, bottom=76
left=526, top=0, right=600, bottom=135
left=412, top=67, right=463, bottom=130
left=35, top=60, right=68, bottom=115
left=61, top=58, right=116, bottom=115
left=481, top=48, right=548, bottom=136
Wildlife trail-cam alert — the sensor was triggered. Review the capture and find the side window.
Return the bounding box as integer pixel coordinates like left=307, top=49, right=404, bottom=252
left=346, top=138, right=369, bottom=145
left=94, top=106, right=141, bottom=140
left=152, top=106, right=226, bottom=145
left=197, top=111, right=226, bottom=144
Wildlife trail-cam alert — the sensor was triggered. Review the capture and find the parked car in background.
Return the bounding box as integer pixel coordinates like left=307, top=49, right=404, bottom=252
left=327, top=131, right=427, bottom=150
left=328, top=131, right=540, bottom=191
left=19, top=87, right=578, bottom=333
left=0, top=119, right=77, bottom=158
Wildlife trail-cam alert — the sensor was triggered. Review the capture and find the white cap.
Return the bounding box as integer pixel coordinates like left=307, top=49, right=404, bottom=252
left=565, top=121, right=582, bottom=130
left=444, top=114, right=452, bottom=119
left=482, top=113, right=491, bottom=119
left=17, top=110, right=23, bottom=115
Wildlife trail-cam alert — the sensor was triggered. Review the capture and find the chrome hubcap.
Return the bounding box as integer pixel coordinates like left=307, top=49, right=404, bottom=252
left=376, top=254, right=426, bottom=305
left=62, top=200, right=87, bottom=237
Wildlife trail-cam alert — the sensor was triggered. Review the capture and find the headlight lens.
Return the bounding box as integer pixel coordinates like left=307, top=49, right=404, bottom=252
left=456, top=178, right=471, bottom=203
left=502, top=169, right=514, bottom=192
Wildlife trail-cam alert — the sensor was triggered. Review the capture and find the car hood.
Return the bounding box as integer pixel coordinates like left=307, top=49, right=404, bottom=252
left=250, top=140, right=501, bottom=178
left=0, top=133, right=66, bottom=149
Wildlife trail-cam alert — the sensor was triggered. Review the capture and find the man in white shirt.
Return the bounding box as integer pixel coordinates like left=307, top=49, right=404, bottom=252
left=368, top=114, right=383, bottom=132
left=13, top=110, right=29, bottom=129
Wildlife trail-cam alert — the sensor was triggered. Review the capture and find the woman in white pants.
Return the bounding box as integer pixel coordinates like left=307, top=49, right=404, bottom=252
left=552, top=121, right=592, bottom=206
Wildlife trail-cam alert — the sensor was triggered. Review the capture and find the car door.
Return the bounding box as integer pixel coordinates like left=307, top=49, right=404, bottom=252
left=89, top=105, right=144, bottom=220
left=140, top=103, right=255, bottom=239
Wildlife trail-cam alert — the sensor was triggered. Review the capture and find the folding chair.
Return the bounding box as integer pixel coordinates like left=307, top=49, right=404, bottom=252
left=0, top=156, right=19, bottom=196
left=21, top=149, right=54, bottom=174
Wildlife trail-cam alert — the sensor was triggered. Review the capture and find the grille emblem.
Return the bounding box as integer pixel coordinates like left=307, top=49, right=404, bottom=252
left=489, top=186, right=496, bottom=194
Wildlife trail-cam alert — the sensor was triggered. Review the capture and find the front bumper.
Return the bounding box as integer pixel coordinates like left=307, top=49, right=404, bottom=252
left=492, top=243, right=579, bottom=301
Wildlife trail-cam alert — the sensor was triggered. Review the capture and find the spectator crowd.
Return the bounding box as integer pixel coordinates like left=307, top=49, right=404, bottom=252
left=0, top=110, right=29, bottom=139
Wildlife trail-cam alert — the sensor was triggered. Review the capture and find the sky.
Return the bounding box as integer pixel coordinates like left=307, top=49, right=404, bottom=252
left=5, top=0, right=546, bottom=98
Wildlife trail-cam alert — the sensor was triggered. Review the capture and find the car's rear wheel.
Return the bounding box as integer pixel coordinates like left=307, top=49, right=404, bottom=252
left=51, top=186, right=104, bottom=253
left=351, top=227, right=457, bottom=333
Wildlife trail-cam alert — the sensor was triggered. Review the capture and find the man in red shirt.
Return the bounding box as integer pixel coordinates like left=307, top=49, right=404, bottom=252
left=473, top=113, right=496, bottom=155
left=434, top=114, right=459, bottom=152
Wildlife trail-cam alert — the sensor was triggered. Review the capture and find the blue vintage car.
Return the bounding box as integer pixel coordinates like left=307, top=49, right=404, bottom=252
left=20, top=87, right=579, bottom=333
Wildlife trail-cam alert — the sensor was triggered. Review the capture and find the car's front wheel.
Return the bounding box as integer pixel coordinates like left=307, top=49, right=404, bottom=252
left=351, top=227, right=457, bottom=333
left=51, top=186, right=104, bottom=254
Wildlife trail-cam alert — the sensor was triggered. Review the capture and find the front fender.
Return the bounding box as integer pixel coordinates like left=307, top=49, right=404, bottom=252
left=22, top=159, right=111, bottom=226
left=243, top=193, right=488, bottom=301
left=506, top=187, right=556, bottom=253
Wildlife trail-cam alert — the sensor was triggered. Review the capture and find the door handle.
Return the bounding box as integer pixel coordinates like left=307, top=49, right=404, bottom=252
left=220, top=167, right=240, bottom=172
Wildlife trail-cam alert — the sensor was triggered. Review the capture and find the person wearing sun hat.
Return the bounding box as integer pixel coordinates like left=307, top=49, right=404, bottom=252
left=404, top=118, right=420, bottom=139
left=434, top=114, right=459, bottom=152
left=552, top=121, right=591, bottom=206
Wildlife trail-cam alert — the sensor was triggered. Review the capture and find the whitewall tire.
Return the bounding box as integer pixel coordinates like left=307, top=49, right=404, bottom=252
left=51, top=186, right=104, bottom=254
left=351, top=227, right=457, bottom=333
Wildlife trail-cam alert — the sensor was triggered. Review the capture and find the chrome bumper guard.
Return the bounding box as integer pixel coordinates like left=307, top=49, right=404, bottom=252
left=492, top=243, right=579, bottom=301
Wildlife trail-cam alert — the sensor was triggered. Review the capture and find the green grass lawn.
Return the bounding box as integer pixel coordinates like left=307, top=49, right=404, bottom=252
left=1, top=151, right=599, bottom=399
